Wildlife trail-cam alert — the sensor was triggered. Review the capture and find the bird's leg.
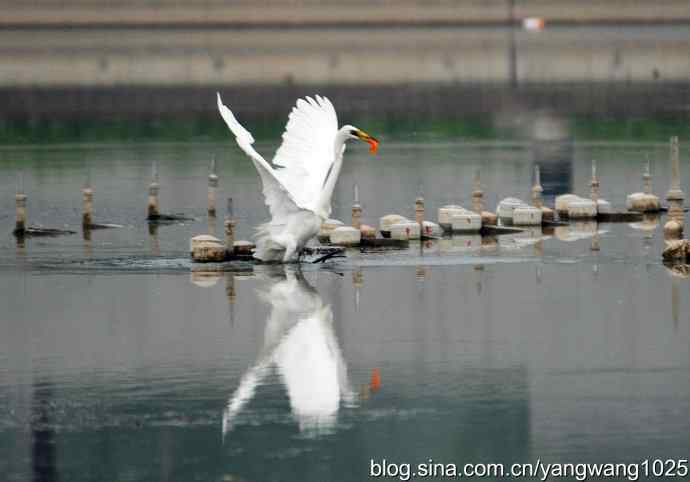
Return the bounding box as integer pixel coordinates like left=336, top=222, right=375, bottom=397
left=282, top=240, right=298, bottom=263
left=296, top=246, right=313, bottom=263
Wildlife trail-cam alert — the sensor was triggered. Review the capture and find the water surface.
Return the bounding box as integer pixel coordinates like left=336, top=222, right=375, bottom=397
left=1, top=140, right=689, bottom=481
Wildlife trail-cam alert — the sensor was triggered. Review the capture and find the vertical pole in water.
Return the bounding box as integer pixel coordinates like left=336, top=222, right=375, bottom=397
left=15, top=192, right=27, bottom=236
left=147, top=161, right=160, bottom=220
left=351, top=183, right=362, bottom=230
left=532, top=164, right=543, bottom=208
left=352, top=269, right=363, bottom=312
left=472, top=169, right=484, bottom=214
left=415, top=187, right=425, bottom=228
left=208, top=157, right=218, bottom=217
left=82, top=181, right=94, bottom=229
left=590, top=159, right=600, bottom=204
left=665, top=136, right=684, bottom=237
left=591, top=231, right=601, bottom=252
left=643, top=157, right=652, bottom=195
left=224, top=198, right=236, bottom=255
left=226, top=272, right=236, bottom=325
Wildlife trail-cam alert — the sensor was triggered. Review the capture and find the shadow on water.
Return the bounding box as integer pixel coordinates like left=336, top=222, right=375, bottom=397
left=31, top=383, right=57, bottom=482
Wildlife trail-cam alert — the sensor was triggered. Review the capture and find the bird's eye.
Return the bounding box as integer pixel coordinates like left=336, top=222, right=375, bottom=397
left=350, top=129, right=358, bottom=136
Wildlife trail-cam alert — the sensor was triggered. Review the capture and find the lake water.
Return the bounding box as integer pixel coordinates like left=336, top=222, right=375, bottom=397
left=1, top=140, right=689, bottom=481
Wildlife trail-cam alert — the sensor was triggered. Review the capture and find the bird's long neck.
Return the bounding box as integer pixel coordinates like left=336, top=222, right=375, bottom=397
left=316, top=129, right=348, bottom=218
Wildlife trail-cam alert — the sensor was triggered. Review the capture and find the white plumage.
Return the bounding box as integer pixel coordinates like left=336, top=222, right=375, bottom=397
left=217, top=93, right=378, bottom=262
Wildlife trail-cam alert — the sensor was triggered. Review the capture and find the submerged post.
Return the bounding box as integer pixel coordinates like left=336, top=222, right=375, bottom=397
left=665, top=136, right=685, bottom=237
left=224, top=197, right=236, bottom=254
left=532, top=164, right=543, bottom=208
left=352, top=269, right=363, bottom=312
left=472, top=169, right=484, bottom=213
left=643, top=157, right=652, bottom=195
left=208, top=157, right=218, bottom=217
left=351, top=183, right=362, bottom=230
left=14, top=192, right=27, bottom=235
left=82, top=182, right=94, bottom=229
left=147, top=162, right=160, bottom=220
left=415, top=187, right=425, bottom=227
left=590, top=159, right=599, bottom=203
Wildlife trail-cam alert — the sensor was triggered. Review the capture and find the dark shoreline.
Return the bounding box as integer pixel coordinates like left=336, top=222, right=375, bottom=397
left=3, top=82, right=690, bottom=122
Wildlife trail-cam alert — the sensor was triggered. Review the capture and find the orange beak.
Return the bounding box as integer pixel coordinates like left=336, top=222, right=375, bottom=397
left=355, top=130, right=379, bottom=155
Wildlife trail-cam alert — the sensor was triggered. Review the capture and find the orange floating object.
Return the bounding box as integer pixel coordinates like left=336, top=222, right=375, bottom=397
left=370, top=368, right=381, bottom=391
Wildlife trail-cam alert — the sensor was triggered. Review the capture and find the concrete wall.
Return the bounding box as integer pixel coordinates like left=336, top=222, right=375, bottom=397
left=3, top=1, right=690, bottom=27
left=2, top=26, right=689, bottom=87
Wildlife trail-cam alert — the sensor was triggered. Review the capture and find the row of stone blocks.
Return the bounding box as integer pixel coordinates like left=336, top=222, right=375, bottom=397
left=556, top=193, right=657, bottom=220
left=190, top=235, right=255, bottom=262
left=317, top=216, right=445, bottom=246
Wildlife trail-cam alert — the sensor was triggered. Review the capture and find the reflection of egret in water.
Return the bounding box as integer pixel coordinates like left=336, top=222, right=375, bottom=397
left=223, top=268, right=354, bottom=438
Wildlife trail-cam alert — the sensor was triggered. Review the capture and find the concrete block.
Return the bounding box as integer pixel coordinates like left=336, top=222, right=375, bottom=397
left=626, top=192, right=661, bottom=212
left=379, top=214, right=409, bottom=233
left=190, top=234, right=226, bottom=262
left=481, top=211, right=498, bottom=226
left=496, top=197, right=528, bottom=223
left=541, top=206, right=555, bottom=223
left=567, top=199, right=597, bottom=219
left=450, top=211, right=482, bottom=232
left=513, top=206, right=542, bottom=225
left=555, top=194, right=583, bottom=216
left=233, top=240, right=255, bottom=255
left=318, top=218, right=344, bottom=242
left=421, top=220, right=443, bottom=237
left=390, top=221, right=421, bottom=240
left=437, top=205, right=466, bottom=228
left=330, top=226, right=361, bottom=246
left=360, top=224, right=377, bottom=239
left=596, top=199, right=613, bottom=214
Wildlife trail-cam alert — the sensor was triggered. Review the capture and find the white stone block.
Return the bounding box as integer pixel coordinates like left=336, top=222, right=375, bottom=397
left=555, top=194, right=583, bottom=214
left=390, top=221, right=421, bottom=240
left=360, top=224, right=377, bottom=239
left=421, top=220, right=443, bottom=237
left=450, top=211, right=482, bottom=232
left=319, top=218, right=344, bottom=237
left=190, top=234, right=226, bottom=262
left=567, top=199, right=597, bottom=219
left=496, top=197, right=528, bottom=222
left=379, top=214, right=409, bottom=233
left=596, top=199, right=613, bottom=214
left=233, top=240, right=255, bottom=255
left=437, top=205, right=466, bottom=227
left=512, top=206, right=543, bottom=225
left=329, top=226, right=361, bottom=246
left=626, top=192, right=661, bottom=212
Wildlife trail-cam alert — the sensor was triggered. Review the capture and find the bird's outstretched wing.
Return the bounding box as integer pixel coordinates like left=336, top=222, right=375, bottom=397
left=272, top=96, right=339, bottom=212
left=217, top=93, right=305, bottom=220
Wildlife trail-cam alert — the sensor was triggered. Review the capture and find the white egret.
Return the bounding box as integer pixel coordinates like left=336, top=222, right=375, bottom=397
left=222, top=268, right=354, bottom=437
left=217, top=93, right=379, bottom=262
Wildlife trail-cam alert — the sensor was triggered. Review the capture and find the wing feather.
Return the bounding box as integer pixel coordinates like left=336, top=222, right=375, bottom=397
left=217, top=93, right=304, bottom=221
left=272, top=95, right=339, bottom=211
